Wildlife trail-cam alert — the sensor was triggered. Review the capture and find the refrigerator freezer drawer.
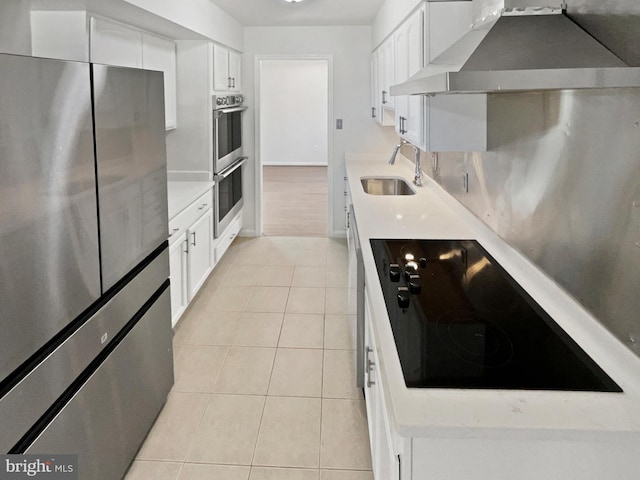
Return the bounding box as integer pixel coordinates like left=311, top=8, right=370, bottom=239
left=25, top=288, right=173, bottom=479
left=0, top=249, right=169, bottom=453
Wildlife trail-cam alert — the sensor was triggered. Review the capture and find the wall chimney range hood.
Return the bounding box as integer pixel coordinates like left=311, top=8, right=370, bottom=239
left=390, top=0, right=640, bottom=96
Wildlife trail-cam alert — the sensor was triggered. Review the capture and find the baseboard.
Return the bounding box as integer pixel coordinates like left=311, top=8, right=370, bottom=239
left=262, top=162, right=328, bottom=167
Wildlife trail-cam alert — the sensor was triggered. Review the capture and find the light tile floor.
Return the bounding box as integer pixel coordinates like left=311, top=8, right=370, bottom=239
left=126, top=236, right=373, bottom=480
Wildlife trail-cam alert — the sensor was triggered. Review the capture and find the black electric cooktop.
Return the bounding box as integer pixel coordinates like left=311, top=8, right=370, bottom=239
left=370, top=239, right=622, bottom=392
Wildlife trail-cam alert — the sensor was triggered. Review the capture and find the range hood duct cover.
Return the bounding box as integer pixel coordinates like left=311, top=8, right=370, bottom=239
left=390, top=3, right=640, bottom=95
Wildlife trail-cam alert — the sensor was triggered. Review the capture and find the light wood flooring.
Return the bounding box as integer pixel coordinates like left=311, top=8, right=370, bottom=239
left=262, top=166, right=328, bottom=237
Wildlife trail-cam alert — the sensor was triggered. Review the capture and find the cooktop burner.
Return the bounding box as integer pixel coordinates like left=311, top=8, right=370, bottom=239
left=370, top=239, right=622, bottom=392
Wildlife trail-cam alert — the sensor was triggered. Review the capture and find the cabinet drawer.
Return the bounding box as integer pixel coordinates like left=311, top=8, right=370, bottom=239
left=168, top=189, right=212, bottom=244
left=214, top=214, right=242, bottom=263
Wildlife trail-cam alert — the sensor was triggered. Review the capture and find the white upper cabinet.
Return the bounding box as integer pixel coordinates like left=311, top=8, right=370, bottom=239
left=370, top=51, right=380, bottom=121
left=376, top=1, right=473, bottom=150
left=30, top=11, right=89, bottom=62
left=228, top=50, right=242, bottom=92
left=371, top=36, right=395, bottom=126
left=213, top=43, right=242, bottom=92
left=90, top=17, right=177, bottom=129
left=379, top=37, right=395, bottom=113
left=394, top=5, right=425, bottom=148
left=142, top=33, right=177, bottom=129
left=90, top=17, right=143, bottom=68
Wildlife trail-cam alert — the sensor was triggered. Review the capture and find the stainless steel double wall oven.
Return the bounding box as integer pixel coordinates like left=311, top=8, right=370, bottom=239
left=213, top=94, right=246, bottom=237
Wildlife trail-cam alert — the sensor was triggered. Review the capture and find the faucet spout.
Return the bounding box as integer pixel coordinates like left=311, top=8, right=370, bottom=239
left=388, top=140, right=423, bottom=186
left=388, top=143, right=402, bottom=165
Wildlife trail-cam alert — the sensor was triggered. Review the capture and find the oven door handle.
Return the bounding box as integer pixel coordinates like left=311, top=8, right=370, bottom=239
left=215, top=157, right=247, bottom=181
left=214, top=106, right=248, bottom=117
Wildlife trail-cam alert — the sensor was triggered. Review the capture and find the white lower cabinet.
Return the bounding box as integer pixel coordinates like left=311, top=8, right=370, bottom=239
left=168, top=189, right=214, bottom=328
left=214, top=214, right=242, bottom=264
left=169, top=232, right=188, bottom=326
left=187, top=208, right=214, bottom=299
left=364, top=294, right=402, bottom=480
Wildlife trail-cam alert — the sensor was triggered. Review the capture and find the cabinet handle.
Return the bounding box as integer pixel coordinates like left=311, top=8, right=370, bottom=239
left=371, top=107, right=376, bottom=118
left=366, top=346, right=376, bottom=387
left=184, top=237, right=189, bottom=254
left=168, top=227, right=179, bottom=237
left=228, top=76, right=232, bottom=88
left=191, top=231, right=196, bottom=247
left=232, top=77, right=236, bottom=89
left=400, top=116, right=407, bottom=135
left=199, top=203, right=208, bottom=210
left=398, top=454, right=402, bottom=480
left=382, top=90, right=387, bottom=105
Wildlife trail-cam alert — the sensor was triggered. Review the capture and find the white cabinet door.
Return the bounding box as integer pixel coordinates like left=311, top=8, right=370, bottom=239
left=187, top=208, right=213, bottom=299
left=364, top=296, right=400, bottom=480
left=228, top=50, right=241, bottom=91
left=213, top=44, right=242, bottom=92
left=31, top=11, right=89, bottom=62
left=379, top=37, right=395, bottom=112
left=169, top=234, right=188, bottom=328
left=142, top=33, right=177, bottom=129
left=395, top=6, right=425, bottom=149
left=370, top=51, right=380, bottom=122
left=427, top=2, right=474, bottom=63
left=213, top=43, right=230, bottom=91
left=90, top=17, right=143, bottom=68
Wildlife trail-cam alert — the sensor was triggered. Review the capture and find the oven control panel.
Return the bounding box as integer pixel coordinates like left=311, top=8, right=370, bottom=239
left=213, top=94, right=244, bottom=109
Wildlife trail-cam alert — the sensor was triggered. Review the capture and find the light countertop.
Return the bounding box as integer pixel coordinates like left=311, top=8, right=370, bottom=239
left=346, top=153, right=640, bottom=440
left=167, top=181, right=214, bottom=220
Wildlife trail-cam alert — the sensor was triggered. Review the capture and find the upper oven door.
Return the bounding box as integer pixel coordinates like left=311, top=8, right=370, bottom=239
left=213, top=106, right=246, bottom=173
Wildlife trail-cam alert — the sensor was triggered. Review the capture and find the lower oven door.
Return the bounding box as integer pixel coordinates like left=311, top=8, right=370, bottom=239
left=214, top=157, right=246, bottom=238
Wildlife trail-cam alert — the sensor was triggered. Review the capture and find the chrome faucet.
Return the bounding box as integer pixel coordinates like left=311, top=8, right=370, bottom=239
left=389, top=140, right=422, bottom=186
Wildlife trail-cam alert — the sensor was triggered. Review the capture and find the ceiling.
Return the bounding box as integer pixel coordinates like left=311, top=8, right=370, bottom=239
left=208, top=0, right=386, bottom=27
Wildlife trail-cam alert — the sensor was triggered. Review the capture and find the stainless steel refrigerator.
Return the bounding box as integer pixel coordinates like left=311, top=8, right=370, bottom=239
left=0, top=53, right=174, bottom=478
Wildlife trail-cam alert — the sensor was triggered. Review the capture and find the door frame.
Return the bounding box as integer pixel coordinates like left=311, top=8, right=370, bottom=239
left=253, top=54, right=334, bottom=236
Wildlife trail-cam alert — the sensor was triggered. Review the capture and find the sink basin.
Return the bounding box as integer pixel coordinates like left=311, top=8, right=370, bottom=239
left=360, top=177, right=415, bottom=196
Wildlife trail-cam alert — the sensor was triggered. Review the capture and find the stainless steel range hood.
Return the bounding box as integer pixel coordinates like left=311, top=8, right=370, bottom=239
left=390, top=0, right=640, bottom=95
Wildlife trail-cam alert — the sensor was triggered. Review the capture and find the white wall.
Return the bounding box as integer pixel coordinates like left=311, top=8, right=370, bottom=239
left=243, top=26, right=399, bottom=237
left=260, top=59, right=328, bottom=166
left=122, top=0, right=243, bottom=51
left=372, top=0, right=422, bottom=48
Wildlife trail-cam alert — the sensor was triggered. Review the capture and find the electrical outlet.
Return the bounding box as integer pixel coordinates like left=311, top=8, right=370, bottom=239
left=462, top=171, right=469, bottom=193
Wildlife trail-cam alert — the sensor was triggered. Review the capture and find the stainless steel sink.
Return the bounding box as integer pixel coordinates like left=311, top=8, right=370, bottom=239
left=360, top=177, right=415, bottom=196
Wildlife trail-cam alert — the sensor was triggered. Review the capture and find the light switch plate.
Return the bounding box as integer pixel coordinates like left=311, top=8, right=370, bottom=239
left=336, top=119, right=343, bottom=129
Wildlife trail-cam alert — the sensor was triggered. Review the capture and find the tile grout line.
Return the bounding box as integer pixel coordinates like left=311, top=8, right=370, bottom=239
left=248, top=277, right=291, bottom=469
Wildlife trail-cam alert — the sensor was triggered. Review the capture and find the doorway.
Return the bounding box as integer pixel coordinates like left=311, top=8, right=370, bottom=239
left=256, top=56, right=332, bottom=236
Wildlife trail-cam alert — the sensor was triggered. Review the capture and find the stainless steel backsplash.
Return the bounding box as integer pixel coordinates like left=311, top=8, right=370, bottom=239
left=430, top=88, right=640, bottom=357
